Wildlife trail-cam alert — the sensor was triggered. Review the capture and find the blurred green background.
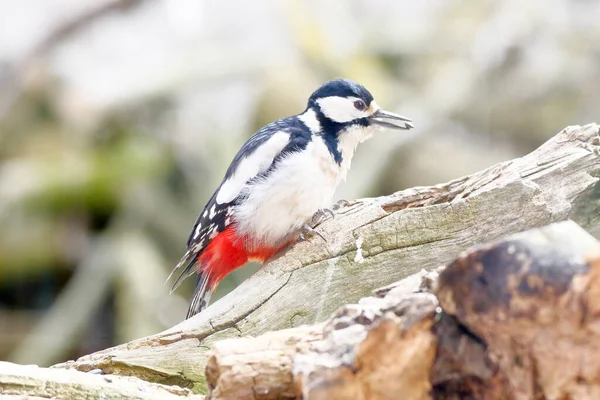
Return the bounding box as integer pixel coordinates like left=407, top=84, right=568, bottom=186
left=0, top=0, right=597, bottom=367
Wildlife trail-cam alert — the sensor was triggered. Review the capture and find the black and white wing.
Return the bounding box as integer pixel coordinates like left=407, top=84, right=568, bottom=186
left=167, top=117, right=311, bottom=296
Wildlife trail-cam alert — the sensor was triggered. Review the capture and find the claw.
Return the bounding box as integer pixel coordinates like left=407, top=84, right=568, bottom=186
left=332, top=199, right=351, bottom=210
left=299, top=224, right=327, bottom=242
left=310, top=208, right=335, bottom=228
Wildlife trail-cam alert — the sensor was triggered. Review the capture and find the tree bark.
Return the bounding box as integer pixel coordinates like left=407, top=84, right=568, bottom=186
left=204, top=269, right=442, bottom=400
left=204, top=220, right=600, bottom=399
left=0, top=361, right=203, bottom=399
left=48, top=123, right=600, bottom=394
left=435, top=221, right=600, bottom=399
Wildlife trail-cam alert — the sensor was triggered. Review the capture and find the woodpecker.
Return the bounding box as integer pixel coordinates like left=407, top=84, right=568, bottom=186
left=169, top=78, right=413, bottom=319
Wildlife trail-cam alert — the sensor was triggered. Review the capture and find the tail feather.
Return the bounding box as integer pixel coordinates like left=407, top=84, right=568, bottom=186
left=173, top=226, right=285, bottom=319
left=167, top=250, right=198, bottom=294
left=186, top=273, right=213, bottom=319
left=168, top=249, right=215, bottom=319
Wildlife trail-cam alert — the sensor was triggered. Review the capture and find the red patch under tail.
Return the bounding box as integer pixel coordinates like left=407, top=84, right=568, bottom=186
left=186, top=226, right=288, bottom=318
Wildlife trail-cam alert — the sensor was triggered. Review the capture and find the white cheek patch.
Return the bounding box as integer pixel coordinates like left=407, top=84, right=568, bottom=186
left=216, top=131, right=290, bottom=204
left=316, top=96, right=368, bottom=123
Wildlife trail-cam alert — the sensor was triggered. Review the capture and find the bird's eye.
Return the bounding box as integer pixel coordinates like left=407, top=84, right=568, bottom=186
left=353, top=100, right=366, bottom=111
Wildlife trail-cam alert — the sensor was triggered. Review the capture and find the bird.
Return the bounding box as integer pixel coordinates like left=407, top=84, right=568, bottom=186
left=168, top=78, right=413, bottom=319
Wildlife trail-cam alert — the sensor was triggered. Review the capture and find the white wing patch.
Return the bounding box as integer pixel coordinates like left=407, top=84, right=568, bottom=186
left=215, top=131, right=291, bottom=204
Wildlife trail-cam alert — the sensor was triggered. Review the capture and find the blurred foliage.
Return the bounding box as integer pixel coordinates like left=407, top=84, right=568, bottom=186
left=0, top=0, right=598, bottom=366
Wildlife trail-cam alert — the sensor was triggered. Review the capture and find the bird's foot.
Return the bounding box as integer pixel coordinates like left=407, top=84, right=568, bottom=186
left=310, top=208, right=335, bottom=228
left=299, top=223, right=327, bottom=242
left=332, top=199, right=351, bottom=210
left=300, top=202, right=355, bottom=241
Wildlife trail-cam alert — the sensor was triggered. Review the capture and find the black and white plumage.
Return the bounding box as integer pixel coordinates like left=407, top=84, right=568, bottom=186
left=168, top=78, right=413, bottom=319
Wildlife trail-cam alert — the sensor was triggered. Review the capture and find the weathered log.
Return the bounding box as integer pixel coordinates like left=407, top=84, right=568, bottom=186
left=204, top=221, right=600, bottom=400
left=202, top=270, right=444, bottom=399
left=0, top=361, right=203, bottom=400
left=436, top=220, right=600, bottom=399
left=291, top=292, right=438, bottom=400
left=205, top=324, right=325, bottom=400
left=54, top=124, right=600, bottom=393
left=205, top=269, right=439, bottom=400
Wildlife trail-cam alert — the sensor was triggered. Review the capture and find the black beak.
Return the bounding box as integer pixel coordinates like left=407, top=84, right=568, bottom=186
left=369, top=109, right=413, bottom=130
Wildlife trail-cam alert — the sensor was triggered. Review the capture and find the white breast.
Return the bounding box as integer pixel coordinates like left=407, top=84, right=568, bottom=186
left=233, top=137, right=339, bottom=249
left=234, top=125, right=375, bottom=249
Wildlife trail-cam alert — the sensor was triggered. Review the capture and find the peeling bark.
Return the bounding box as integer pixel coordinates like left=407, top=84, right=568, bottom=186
left=436, top=221, right=600, bottom=399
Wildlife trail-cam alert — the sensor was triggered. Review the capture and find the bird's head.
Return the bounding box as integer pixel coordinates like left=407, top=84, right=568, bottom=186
left=306, top=78, right=413, bottom=133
